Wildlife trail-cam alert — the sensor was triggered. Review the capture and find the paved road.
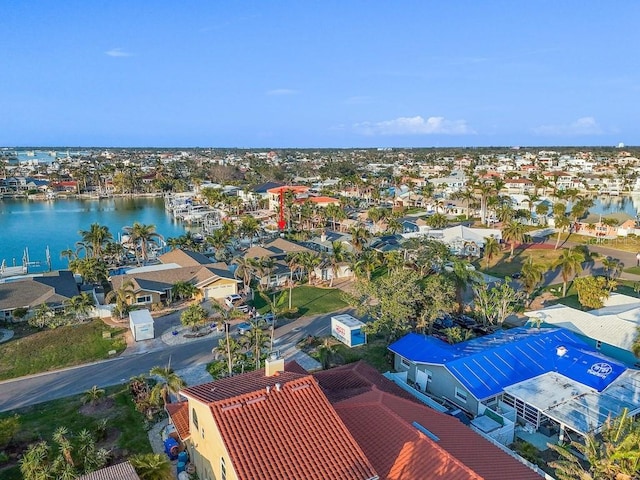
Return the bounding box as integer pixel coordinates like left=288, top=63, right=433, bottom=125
left=0, top=307, right=353, bottom=412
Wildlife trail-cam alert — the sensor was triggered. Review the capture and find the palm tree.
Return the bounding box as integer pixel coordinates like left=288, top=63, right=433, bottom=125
left=65, top=293, right=94, bottom=321
left=180, top=303, right=208, bottom=331
left=326, top=241, right=350, bottom=287
left=239, top=215, right=260, bottom=247
left=130, top=453, right=173, bottom=480
left=554, top=215, right=572, bottom=250
left=632, top=327, right=640, bottom=360
left=171, top=280, right=198, bottom=302
left=501, top=220, right=527, bottom=258
left=602, top=256, right=622, bottom=280
left=105, top=280, right=136, bottom=319
left=149, top=365, right=186, bottom=405
left=425, top=212, right=448, bottom=229
left=348, top=225, right=371, bottom=253
left=258, top=289, right=293, bottom=351
left=82, top=385, right=105, bottom=405
left=299, top=251, right=321, bottom=285
left=452, top=188, right=476, bottom=220
left=446, top=258, right=481, bottom=313
left=554, top=248, right=585, bottom=297
left=78, top=223, right=113, bottom=260
left=483, top=236, right=501, bottom=269
left=520, top=256, right=545, bottom=297
left=124, top=222, right=164, bottom=265
left=233, top=256, right=255, bottom=293
left=60, top=248, right=77, bottom=267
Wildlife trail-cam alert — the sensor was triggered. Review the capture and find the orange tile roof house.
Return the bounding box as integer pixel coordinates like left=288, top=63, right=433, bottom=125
left=171, top=359, right=377, bottom=480
left=168, top=359, right=542, bottom=480
left=314, top=362, right=542, bottom=480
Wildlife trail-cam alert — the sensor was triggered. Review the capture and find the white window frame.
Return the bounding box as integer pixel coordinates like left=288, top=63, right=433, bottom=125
left=455, top=387, right=468, bottom=403
left=136, top=295, right=152, bottom=304
left=400, top=356, right=411, bottom=369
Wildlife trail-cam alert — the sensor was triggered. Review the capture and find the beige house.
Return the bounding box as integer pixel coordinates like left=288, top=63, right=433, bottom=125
left=110, top=249, right=238, bottom=306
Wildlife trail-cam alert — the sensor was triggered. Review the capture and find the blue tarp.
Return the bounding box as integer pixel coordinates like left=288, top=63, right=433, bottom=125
left=389, top=328, right=627, bottom=400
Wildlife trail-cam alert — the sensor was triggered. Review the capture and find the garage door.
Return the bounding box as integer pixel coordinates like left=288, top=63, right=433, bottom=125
left=204, top=284, right=236, bottom=300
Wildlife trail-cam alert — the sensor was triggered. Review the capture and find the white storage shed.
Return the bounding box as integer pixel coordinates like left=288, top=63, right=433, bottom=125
left=129, top=309, right=155, bottom=341
left=331, top=314, right=367, bottom=347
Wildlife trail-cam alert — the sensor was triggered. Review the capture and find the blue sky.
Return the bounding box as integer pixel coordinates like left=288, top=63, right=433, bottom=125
left=2, top=1, right=639, bottom=148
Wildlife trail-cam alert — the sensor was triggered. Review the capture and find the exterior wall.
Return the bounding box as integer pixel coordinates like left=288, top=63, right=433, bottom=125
left=186, top=398, right=238, bottom=480
left=134, top=290, right=162, bottom=305
left=394, top=355, right=480, bottom=415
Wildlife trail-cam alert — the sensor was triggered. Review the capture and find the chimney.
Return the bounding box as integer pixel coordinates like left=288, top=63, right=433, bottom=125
left=321, top=232, right=327, bottom=242
left=265, top=352, right=285, bottom=377
left=275, top=383, right=281, bottom=392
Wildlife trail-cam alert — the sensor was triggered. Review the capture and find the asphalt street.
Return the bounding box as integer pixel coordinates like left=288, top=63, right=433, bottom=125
left=0, top=308, right=352, bottom=412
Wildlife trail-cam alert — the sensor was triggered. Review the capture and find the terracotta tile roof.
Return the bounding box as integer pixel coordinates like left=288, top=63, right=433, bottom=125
left=314, top=360, right=421, bottom=404
left=77, top=461, right=140, bottom=480
left=325, top=368, right=541, bottom=479
left=211, top=375, right=377, bottom=480
left=334, top=389, right=481, bottom=480
left=166, top=401, right=190, bottom=440
left=181, top=361, right=308, bottom=404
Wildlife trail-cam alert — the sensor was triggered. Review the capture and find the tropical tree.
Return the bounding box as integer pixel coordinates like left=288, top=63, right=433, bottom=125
left=298, top=251, right=322, bottom=285
left=123, top=222, right=164, bottom=265
left=520, top=256, right=546, bottom=297
left=554, top=248, right=585, bottom=297
left=258, top=289, right=295, bottom=350
left=326, top=241, right=351, bottom=287
left=78, top=223, right=113, bottom=260
left=574, top=276, right=613, bottom=310
left=602, top=257, right=623, bottom=280
left=632, top=327, right=640, bottom=360
left=501, top=220, right=527, bottom=258
left=180, top=303, right=208, bottom=331
left=239, top=215, right=260, bottom=247
left=446, top=258, right=482, bottom=313
left=65, top=293, right=94, bottom=321
left=82, top=385, right=105, bottom=405
left=149, top=365, right=186, bottom=406
left=352, top=249, right=381, bottom=282
left=425, top=212, right=448, bottom=229
left=483, top=236, right=501, bottom=269
left=130, top=453, right=174, bottom=480
left=348, top=225, right=371, bottom=252
left=233, top=256, right=256, bottom=293
left=548, top=408, right=640, bottom=480
left=317, top=338, right=342, bottom=369
left=442, top=326, right=475, bottom=344
left=105, top=280, right=136, bottom=319
left=473, top=279, right=525, bottom=326
left=171, top=280, right=198, bottom=302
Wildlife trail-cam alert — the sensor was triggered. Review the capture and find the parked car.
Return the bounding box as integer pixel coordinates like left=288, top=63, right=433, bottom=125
left=453, top=315, right=477, bottom=329
left=237, top=322, right=252, bottom=335
left=256, top=312, right=275, bottom=325
left=224, top=294, right=243, bottom=307
left=433, top=316, right=455, bottom=331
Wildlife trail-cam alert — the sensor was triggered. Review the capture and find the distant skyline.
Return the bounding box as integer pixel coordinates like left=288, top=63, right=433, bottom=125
left=2, top=1, right=639, bottom=148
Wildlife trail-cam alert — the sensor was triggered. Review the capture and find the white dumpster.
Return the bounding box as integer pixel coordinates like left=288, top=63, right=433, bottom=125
left=129, top=309, right=155, bottom=341
left=331, top=314, right=367, bottom=347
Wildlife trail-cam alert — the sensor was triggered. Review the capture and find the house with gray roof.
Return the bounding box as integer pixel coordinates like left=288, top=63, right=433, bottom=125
left=0, top=270, right=78, bottom=321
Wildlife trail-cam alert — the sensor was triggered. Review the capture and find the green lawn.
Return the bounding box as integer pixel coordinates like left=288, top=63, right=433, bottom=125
left=479, top=248, right=566, bottom=278
left=0, top=320, right=126, bottom=381
left=252, top=285, right=348, bottom=317
left=623, top=266, right=640, bottom=275
left=306, top=337, right=392, bottom=372
left=543, top=280, right=640, bottom=310
left=0, top=385, right=152, bottom=480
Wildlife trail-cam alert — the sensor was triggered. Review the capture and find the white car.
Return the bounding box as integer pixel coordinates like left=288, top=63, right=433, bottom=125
left=224, top=294, right=243, bottom=308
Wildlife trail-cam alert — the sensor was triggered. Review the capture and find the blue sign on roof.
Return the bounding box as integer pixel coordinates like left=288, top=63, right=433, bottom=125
left=389, top=328, right=626, bottom=400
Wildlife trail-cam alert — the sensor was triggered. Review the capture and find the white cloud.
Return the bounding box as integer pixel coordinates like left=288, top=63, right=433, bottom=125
left=105, top=48, right=133, bottom=57
left=266, top=88, right=298, bottom=96
left=533, top=116, right=603, bottom=136
left=354, top=115, right=475, bottom=136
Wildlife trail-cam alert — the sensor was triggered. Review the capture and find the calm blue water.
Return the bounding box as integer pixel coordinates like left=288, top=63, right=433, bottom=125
left=0, top=197, right=186, bottom=271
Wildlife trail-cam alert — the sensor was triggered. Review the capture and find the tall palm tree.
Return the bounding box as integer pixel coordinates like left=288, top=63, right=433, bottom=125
left=520, top=256, right=545, bottom=297
left=501, top=220, right=527, bottom=258
left=299, top=251, right=322, bottom=285
left=554, top=215, right=572, bottom=250
left=447, top=258, right=481, bottom=313
left=78, top=223, right=113, bottom=260
left=326, top=241, right=350, bottom=287
left=452, top=187, right=476, bottom=220
left=124, top=222, right=163, bottom=265
left=233, top=256, right=255, bottom=293
left=149, top=365, right=186, bottom=406
left=239, top=215, right=260, bottom=247
left=554, top=248, right=585, bottom=297
left=352, top=249, right=381, bottom=282
left=348, top=225, right=371, bottom=253
left=483, top=236, right=501, bottom=269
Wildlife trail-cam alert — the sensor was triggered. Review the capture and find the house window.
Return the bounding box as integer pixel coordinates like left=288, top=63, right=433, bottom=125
left=221, top=458, right=227, bottom=480
left=192, top=408, right=199, bottom=431
left=400, top=357, right=411, bottom=369
left=596, top=340, right=602, bottom=350
left=136, top=295, right=152, bottom=304
left=455, top=387, right=468, bottom=403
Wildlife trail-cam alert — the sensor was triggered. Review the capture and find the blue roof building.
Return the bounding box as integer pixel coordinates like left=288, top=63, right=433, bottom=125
left=389, top=327, right=640, bottom=438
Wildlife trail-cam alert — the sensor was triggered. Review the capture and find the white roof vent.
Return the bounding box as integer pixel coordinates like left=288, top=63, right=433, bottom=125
left=556, top=346, right=568, bottom=357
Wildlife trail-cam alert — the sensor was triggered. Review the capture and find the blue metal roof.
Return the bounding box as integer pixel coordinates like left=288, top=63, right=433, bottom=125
left=389, top=328, right=627, bottom=400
